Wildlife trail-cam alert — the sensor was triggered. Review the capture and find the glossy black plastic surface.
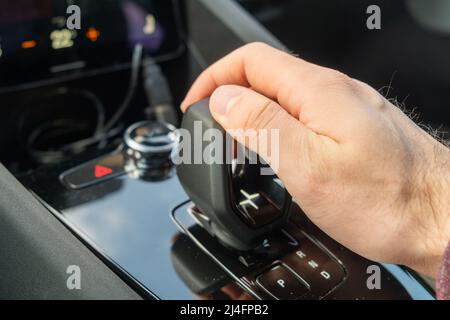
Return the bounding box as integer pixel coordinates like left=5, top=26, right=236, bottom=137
left=172, top=200, right=434, bottom=300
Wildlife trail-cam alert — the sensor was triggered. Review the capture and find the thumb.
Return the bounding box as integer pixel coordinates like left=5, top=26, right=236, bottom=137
left=209, top=85, right=314, bottom=182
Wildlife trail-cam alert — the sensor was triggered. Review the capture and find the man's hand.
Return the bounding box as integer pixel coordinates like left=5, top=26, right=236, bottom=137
left=181, top=43, right=450, bottom=278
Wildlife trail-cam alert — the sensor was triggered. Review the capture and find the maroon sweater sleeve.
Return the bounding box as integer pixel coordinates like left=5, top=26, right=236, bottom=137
left=437, top=240, right=450, bottom=300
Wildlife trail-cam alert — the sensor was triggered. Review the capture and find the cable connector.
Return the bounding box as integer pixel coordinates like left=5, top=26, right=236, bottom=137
left=142, top=57, right=178, bottom=126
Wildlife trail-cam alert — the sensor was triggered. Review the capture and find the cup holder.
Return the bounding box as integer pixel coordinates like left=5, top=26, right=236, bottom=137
left=18, top=88, right=105, bottom=164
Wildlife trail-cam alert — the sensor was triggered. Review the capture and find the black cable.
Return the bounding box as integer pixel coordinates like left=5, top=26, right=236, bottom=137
left=62, top=43, right=143, bottom=149
left=104, top=43, right=143, bottom=132
left=21, top=87, right=106, bottom=164
left=23, top=44, right=144, bottom=164
left=142, top=56, right=178, bottom=126
left=56, top=44, right=143, bottom=152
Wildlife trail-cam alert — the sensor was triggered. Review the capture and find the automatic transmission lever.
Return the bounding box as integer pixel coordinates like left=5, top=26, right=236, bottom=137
left=177, top=99, right=291, bottom=251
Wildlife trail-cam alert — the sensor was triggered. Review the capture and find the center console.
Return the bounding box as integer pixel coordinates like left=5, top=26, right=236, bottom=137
left=0, top=0, right=435, bottom=299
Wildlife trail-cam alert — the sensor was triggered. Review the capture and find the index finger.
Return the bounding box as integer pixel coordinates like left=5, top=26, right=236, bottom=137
left=180, top=42, right=321, bottom=118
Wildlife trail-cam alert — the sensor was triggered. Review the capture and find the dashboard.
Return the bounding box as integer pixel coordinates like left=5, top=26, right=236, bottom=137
left=0, top=0, right=182, bottom=88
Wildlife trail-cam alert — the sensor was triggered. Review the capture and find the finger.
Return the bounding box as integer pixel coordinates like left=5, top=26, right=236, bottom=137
left=181, top=42, right=323, bottom=118
left=209, top=85, right=329, bottom=186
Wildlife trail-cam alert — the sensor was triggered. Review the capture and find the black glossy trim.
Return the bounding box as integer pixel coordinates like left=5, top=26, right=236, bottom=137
left=31, top=191, right=159, bottom=300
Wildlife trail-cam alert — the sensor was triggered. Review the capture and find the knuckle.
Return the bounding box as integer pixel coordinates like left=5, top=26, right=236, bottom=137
left=357, top=82, right=387, bottom=110
left=311, top=69, right=356, bottom=92
left=241, top=42, right=271, bottom=55
left=367, top=90, right=386, bottom=110
left=243, top=99, right=281, bottom=131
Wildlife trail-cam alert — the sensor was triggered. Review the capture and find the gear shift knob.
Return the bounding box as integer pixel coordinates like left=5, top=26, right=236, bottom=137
left=176, top=99, right=291, bottom=251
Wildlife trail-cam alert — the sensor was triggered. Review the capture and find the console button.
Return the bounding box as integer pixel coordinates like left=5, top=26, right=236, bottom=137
left=283, top=238, right=345, bottom=298
left=256, top=264, right=309, bottom=300
left=60, top=152, right=125, bottom=189
left=309, top=259, right=345, bottom=296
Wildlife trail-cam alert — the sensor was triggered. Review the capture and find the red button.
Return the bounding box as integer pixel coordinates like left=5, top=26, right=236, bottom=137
left=60, top=152, right=126, bottom=190
left=94, top=165, right=113, bottom=178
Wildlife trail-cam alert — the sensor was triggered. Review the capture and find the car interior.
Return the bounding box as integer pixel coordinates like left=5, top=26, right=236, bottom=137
left=0, top=0, right=447, bottom=299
